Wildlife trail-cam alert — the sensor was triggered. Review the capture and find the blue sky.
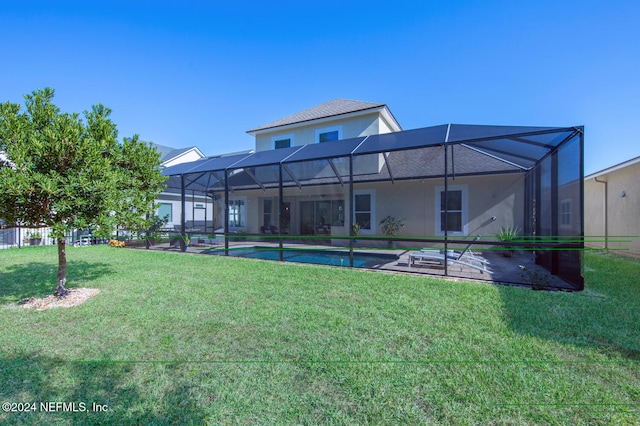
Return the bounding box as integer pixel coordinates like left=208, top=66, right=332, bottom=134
left=1, top=0, right=638, bottom=175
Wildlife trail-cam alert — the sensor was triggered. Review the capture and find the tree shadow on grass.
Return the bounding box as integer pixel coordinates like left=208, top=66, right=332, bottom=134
left=0, top=261, right=114, bottom=303
left=0, top=352, right=207, bottom=425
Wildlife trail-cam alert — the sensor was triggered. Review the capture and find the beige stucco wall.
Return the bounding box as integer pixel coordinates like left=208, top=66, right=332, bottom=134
left=584, top=179, right=605, bottom=247
left=254, top=112, right=393, bottom=151
left=218, top=173, right=526, bottom=244
left=366, top=174, right=525, bottom=239
left=585, top=162, right=640, bottom=255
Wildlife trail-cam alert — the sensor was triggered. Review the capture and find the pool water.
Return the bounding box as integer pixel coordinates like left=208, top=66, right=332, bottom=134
left=204, top=247, right=398, bottom=269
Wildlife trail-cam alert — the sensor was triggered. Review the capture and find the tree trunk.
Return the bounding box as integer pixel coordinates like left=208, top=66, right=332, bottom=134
left=54, top=237, right=69, bottom=297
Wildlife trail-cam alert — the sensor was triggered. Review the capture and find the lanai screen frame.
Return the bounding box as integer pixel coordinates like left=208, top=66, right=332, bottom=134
left=162, top=124, right=585, bottom=291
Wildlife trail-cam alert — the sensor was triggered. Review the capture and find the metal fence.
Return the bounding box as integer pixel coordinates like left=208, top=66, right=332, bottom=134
left=0, top=227, right=115, bottom=250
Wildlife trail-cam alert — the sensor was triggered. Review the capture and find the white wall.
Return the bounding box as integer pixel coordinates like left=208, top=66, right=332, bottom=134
left=162, top=149, right=203, bottom=168
left=156, top=192, right=217, bottom=231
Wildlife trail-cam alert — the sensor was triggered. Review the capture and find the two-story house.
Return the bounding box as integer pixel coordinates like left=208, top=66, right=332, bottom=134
left=241, top=99, right=401, bottom=239
left=161, top=99, right=585, bottom=289
left=214, top=98, right=531, bottom=243
left=247, top=98, right=401, bottom=151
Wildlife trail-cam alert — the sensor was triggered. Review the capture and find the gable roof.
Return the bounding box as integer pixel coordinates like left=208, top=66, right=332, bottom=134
left=150, top=143, right=205, bottom=167
left=247, top=98, right=398, bottom=134
left=585, top=154, right=640, bottom=180
left=151, top=143, right=192, bottom=162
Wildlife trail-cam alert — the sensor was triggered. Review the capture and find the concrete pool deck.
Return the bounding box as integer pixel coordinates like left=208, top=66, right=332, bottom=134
left=142, top=240, right=568, bottom=289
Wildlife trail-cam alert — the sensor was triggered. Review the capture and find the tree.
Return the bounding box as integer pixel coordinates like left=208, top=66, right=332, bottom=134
left=0, top=88, right=166, bottom=296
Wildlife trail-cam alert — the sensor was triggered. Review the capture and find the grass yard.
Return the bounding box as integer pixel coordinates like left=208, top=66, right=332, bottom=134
left=0, top=246, right=638, bottom=425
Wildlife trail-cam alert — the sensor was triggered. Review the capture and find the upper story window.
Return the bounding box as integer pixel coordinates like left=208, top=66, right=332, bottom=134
left=272, top=134, right=293, bottom=149
left=316, top=126, right=342, bottom=143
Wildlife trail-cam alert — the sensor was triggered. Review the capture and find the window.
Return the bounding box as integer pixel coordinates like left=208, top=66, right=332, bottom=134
left=316, top=126, right=342, bottom=143
left=228, top=197, right=247, bottom=228
left=319, top=131, right=339, bottom=142
left=560, top=199, right=572, bottom=227
left=157, top=203, right=173, bottom=223
left=263, top=199, right=273, bottom=227
left=435, top=185, right=468, bottom=236
left=354, top=190, right=375, bottom=234
left=272, top=134, right=293, bottom=149
left=274, top=138, right=291, bottom=149
left=331, top=200, right=345, bottom=226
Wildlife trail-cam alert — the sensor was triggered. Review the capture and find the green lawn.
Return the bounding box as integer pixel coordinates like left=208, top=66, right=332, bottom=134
left=0, top=246, right=638, bottom=425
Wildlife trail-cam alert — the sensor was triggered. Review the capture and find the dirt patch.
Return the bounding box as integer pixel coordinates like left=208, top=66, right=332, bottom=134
left=18, top=288, right=100, bottom=311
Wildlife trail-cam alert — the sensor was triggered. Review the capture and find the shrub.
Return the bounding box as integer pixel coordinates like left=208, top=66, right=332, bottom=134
left=379, top=215, right=405, bottom=236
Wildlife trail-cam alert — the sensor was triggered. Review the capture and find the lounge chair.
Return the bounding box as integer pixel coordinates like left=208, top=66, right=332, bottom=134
left=409, top=236, right=491, bottom=274
left=421, top=236, right=490, bottom=265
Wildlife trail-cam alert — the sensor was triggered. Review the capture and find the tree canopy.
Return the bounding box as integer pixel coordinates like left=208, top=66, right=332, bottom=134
left=0, top=88, right=167, bottom=294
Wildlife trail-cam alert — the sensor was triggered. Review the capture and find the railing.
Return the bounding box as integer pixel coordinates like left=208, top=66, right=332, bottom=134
left=0, top=227, right=110, bottom=250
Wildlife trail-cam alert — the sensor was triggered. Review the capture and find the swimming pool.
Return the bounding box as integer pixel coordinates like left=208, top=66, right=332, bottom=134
left=204, top=247, right=398, bottom=269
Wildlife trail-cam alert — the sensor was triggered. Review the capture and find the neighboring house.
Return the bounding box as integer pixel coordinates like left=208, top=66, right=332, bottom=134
left=0, top=143, right=209, bottom=248
left=152, top=143, right=207, bottom=230
left=151, top=143, right=205, bottom=168
left=155, top=144, right=255, bottom=233
left=585, top=155, right=640, bottom=256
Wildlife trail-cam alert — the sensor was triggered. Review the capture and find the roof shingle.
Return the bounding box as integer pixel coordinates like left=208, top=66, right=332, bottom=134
left=247, top=98, right=385, bottom=133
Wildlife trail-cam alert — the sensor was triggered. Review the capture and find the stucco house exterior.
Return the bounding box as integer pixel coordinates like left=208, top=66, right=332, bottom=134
left=205, top=99, right=529, bottom=241
left=161, top=98, right=584, bottom=289
left=585, top=155, right=640, bottom=256
left=247, top=98, right=402, bottom=151
left=245, top=99, right=404, bottom=238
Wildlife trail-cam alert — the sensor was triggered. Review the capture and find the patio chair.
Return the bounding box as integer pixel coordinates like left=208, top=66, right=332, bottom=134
left=419, top=235, right=490, bottom=265
left=409, top=236, right=492, bottom=274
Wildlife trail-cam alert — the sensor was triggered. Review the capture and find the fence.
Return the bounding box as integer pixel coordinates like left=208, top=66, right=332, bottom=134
left=0, top=227, right=114, bottom=250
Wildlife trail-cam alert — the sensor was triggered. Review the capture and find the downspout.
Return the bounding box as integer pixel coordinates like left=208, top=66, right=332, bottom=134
left=594, top=176, right=608, bottom=249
